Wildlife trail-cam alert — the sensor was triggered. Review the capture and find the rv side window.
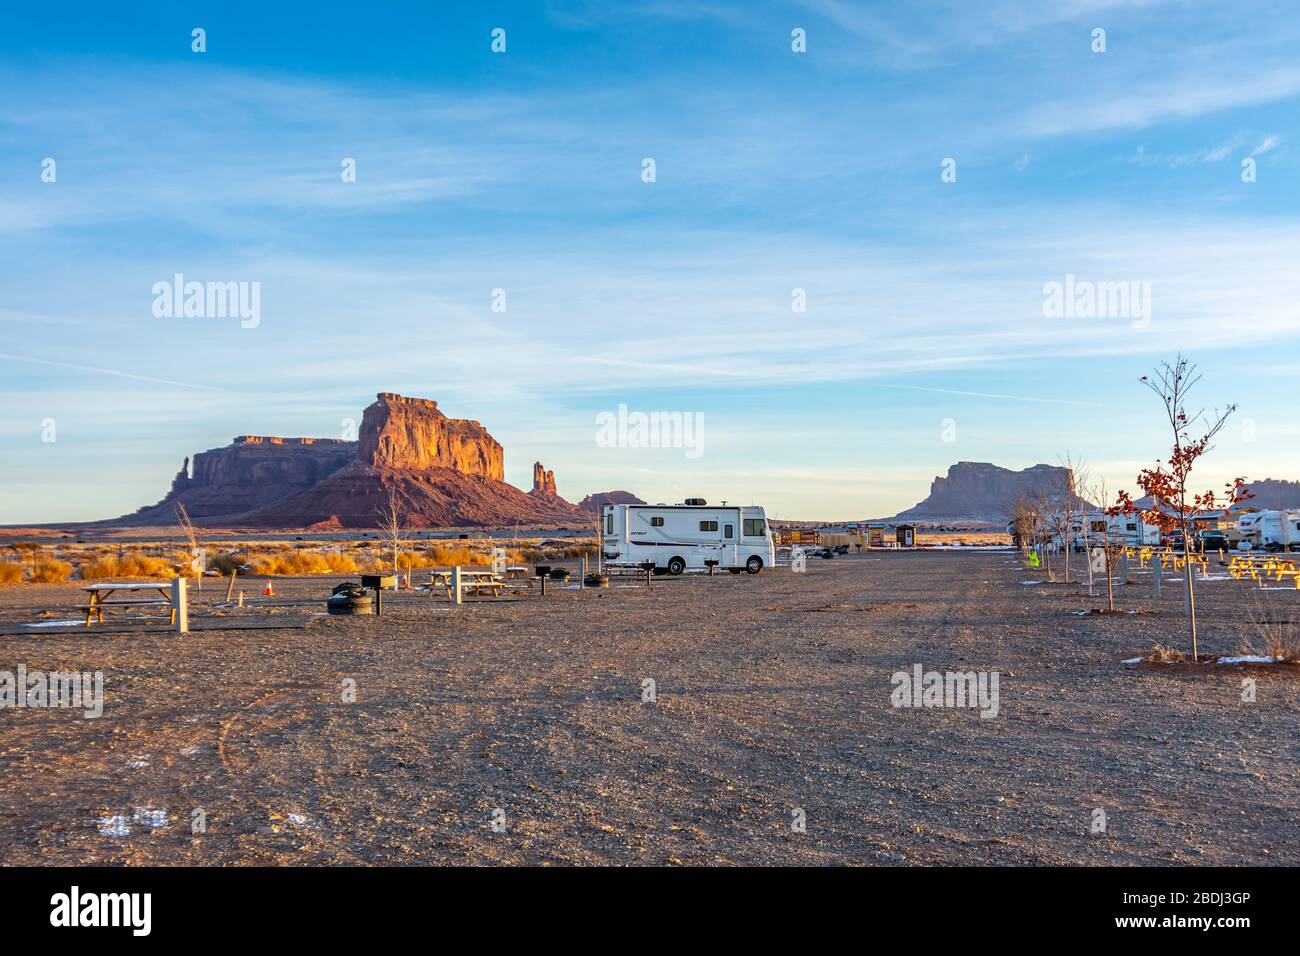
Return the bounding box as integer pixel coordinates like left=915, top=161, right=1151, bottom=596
left=650, top=517, right=664, bottom=526
left=724, top=524, right=733, bottom=538
left=605, top=514, right=613, bottom=534
left=699, top=520, right=718, bottom=532
left=743, top=518, right=766, bottom=536
left=1126, top=523, right=1136, bottom=531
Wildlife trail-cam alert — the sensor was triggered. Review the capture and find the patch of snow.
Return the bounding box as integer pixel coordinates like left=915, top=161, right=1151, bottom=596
left=1021, top=580, right=1041, bottom=586
left=125, top=756, right=149, bottom=769
left=23, top=619, right=85, bottom=628
left=1121, top=657, right=1143, bottom=665
left=1216, top=655, right=1276, bottom=665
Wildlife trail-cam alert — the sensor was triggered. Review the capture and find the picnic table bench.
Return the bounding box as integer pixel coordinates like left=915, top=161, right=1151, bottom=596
left=428, top=569, right=520, bottom=598
left=1227, top=554, right=1300, bottom=586
left=77, top=583, right=177, bottom=626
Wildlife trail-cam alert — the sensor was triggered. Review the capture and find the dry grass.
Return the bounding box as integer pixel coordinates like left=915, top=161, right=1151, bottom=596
left=80, top=554, right=178, bottom=579
left=248, top=551, right=360, bottom=576
left=0, top=536, right=598, bottom=584
left=1245, top=606, right=1300, bottom=663
left=29, top=560, right=73, bottom=583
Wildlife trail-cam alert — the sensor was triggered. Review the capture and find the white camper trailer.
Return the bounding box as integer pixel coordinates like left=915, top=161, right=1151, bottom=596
left=601, top=499, right=776, bottom=574
left=1258, top=510, right=1300, bottom=552
left=1066, top=512, right=1160, bottom=551
left=1234, top=512, right=1265, bottom=549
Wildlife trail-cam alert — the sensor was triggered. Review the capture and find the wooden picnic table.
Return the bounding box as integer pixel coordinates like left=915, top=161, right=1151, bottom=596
left=77, top=582, right=177, bottom=626
left=428, top=569, right=516, bottom=598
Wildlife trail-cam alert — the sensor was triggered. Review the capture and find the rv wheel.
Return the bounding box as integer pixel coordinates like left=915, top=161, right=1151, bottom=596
left=745, top=556, right=763, bottom=574
left=667, top=557, right=687, bottom=576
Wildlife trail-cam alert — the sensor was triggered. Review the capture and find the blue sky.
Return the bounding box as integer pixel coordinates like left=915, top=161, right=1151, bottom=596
left=2, top=0, right=1299, bottom=523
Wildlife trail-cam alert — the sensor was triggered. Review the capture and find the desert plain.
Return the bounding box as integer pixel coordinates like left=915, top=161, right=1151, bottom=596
left=0, top=549, right=1297, bottom=866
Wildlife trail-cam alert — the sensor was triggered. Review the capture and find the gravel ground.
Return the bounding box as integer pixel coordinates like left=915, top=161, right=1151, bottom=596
left=1, top=551, right=1297, bottom=865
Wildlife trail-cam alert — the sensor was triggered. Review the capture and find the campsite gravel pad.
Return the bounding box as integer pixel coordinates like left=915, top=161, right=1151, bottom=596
left=1, top=553, right=1297, bottom=865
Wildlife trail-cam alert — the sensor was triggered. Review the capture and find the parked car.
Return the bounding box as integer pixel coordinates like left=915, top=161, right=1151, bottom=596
left=1164, top=530, right=1186, bottom=551
left=1198, top=530, right=1229, bottom=553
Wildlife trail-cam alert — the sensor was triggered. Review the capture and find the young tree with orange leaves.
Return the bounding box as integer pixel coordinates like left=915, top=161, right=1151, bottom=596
left=1114, top=356, right=1251, bottom=659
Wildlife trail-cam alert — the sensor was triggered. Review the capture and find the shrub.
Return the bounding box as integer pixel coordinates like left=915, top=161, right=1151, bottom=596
left=30, top=560, right=73, bottom=583
left=82, top=554, right=176, bottom=579
left=1246, top=611, right=1300, bottom=663
left=0, top=562, right=23, bottom=584
left=247, top=550, right=360, bottom=577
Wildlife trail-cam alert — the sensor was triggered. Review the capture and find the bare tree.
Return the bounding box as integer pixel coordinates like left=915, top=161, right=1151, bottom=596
left=1086, top=476, right=1129, bottom=612
left=1030, top=454, right=1088, bottom=582
left=375, top=487, right=408, bottom=579
left=1009, top=495, right=1043, bottom=554
left=174, top=501, right=202, bottom=587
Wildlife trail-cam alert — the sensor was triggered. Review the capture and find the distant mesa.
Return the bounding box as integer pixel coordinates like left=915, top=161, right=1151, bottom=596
left=1234, top=478, right=1300, bottom=511
left=577, top=490, right=645, bottom=513
left=886, top=461, right=1092, bottom=523
left=1132, top=478, right=1300, bottom=514
left=113, top=393, right=589, bottom=529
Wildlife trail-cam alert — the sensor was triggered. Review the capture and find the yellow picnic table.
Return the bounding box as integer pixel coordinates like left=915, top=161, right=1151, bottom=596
left=1227, top=554, right=1300, bottom=586
left=77, top=582, right=177, bottom=626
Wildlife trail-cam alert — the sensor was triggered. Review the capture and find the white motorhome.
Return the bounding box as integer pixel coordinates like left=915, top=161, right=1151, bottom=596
left=1258, top=510, right=1300, bottom=552
left=601, top=499, right=776, bottom=574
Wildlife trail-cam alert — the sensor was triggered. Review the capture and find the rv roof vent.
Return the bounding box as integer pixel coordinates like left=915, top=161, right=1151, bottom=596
left=684, top=498, right=707, bottom=506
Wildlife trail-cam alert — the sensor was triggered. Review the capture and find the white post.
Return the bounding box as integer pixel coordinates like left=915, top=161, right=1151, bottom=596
left=452, top=565, right=462, bottom=606
left=173, top=577, right=189, bottom=633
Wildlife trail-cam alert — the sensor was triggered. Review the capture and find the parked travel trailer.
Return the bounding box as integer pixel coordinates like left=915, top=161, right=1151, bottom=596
left=1234, top=511, right=1264, bottom=549
left=601, top=500, right=776, bottom=574
left=1257, top=510, right=1300, bottom=552
left=1065, top=512, right=1160, bottom=551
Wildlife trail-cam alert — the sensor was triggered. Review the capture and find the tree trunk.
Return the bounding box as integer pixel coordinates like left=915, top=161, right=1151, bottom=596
left=1105, top=548, right=1115, bottom=611
left=1183, top=534, right=1198, bottom=659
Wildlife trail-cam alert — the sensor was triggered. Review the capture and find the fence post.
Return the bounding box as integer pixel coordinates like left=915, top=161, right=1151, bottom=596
left=452, top=566, right=462, bottom=606
left=1120, top=552, right=1128, bottom=586
left=172, top=577, right=188, bottom=633
left=1152, top=556, right=1162, bottom=598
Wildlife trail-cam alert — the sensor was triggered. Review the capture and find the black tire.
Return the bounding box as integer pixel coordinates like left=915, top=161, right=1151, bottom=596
left=667, top=557, right=686, bottom=576
left=745, top=556, right=763, bottom=574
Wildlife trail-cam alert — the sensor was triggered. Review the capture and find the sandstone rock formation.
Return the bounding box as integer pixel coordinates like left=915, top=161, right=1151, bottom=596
left=358, top=393, right=503, bottom=479
left=123, top=436, right=356, bottom=524
left=577, top=490, right=645, bottom=512
left=891, top=462, right=1091, bottom=521
left=1237, top=479, right=1300, bottom=511
left=529, top=462, right=558, bottom=499
left=114, top=393, right=588, bottom=529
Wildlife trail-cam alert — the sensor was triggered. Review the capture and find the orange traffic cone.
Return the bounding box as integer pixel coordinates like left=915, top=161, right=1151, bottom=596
left=400, top=574, right=408, bottom=590
left=264, top=580, right=274, bottom=597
